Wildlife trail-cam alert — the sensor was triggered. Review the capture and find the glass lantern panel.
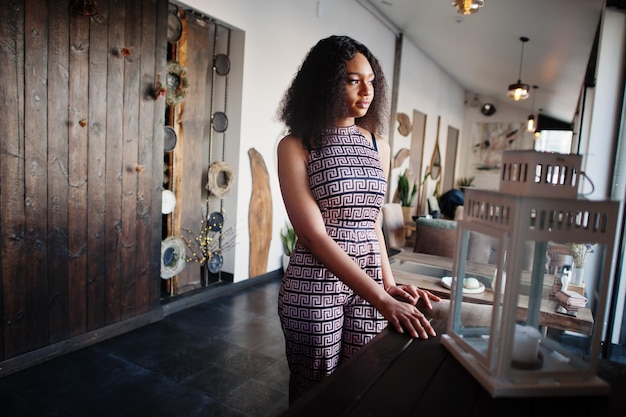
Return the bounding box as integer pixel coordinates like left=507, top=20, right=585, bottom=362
left=450, top=228, right=504, bottom=367
left=507, top=240, right=604, bottom=381
left=538, top=241, right=605, bottom=374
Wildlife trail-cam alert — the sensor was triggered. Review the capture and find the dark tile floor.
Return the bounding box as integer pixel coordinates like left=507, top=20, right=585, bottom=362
left=3, top=274, right=626, bottom=417
left=0, top=277, right=289, bottom=417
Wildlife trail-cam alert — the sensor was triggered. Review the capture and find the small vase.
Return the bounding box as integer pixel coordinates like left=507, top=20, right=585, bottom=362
left=282, top=254, right=291, bottom=271
left=401, top=206, right=413, bottom=223
left=561, top=270, right=570, bottom=291
left=571, top=266, right=585, bottom=286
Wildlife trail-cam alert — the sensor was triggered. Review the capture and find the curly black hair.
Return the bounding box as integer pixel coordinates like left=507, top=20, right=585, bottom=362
left=278, top=35, right=389, bottom=150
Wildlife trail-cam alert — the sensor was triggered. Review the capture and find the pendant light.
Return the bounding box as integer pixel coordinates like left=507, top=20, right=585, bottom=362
left=452, top=0, right=485, bottom=15
left=507, top=37, right=530, bottom=101
left=527, top=85, right=538, bottom=132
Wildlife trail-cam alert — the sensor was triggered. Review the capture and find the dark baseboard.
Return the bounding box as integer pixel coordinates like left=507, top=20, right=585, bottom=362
left=161, top=268, right=283, bottom=316
left=0, top=309, right=163, bottom=378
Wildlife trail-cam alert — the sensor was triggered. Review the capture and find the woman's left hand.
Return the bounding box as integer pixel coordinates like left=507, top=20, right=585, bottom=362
left=387, top=284, right=441, bottom=309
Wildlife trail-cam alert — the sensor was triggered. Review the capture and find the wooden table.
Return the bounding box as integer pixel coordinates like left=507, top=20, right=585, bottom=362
left=279, top=321, right=610, bottom=417
left=390, top=252, right=594, bottom=335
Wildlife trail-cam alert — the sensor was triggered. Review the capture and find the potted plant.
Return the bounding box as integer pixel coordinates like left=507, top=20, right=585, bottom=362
left=398, top=169, right=418, bottom=222
left=457, top=176, right=475, bottom=192
left=280, top=222, right=297, bottom=271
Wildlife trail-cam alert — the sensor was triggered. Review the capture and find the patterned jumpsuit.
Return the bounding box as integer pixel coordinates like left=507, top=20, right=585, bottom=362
left=278, top=125, right=388, bottom=402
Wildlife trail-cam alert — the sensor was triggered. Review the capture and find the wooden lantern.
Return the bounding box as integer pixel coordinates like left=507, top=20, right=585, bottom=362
left=442, top=151, right=619, bottom=397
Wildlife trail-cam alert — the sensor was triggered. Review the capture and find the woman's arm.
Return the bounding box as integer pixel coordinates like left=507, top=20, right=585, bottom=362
left=373, top=134, right=440, bottom=310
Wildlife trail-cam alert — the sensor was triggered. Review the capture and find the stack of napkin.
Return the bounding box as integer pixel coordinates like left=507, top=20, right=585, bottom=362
left=556, top=289, right=588, bottom=310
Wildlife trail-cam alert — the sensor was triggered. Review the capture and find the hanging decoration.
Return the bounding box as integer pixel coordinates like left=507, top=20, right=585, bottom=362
left=208, top=252, right=224, bottom=274
left=164, top=126, right=177, bottom=152
left=166, top=61, right=189, bottom=106
left=70, top=0, right=99, bottom=16
left=211, top=111, right=229, bottom=133
left=207, top=211, right=224, bottom=232
left=205, top=161, right=234, bottom=199
left=160, top=237, right=187, bottom=279
left=181, top=210, right=236, bottom=273
left=161, top=190, right=176, bottom=214
left=167, top=11, right=183, bottom=43
left=154, top=73, right=167, bottom=101
left=396, top=112, right=412, bottom=136
left=214, top=54, right=231, bottom=76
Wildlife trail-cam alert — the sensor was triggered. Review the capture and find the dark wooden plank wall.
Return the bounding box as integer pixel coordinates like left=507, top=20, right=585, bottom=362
left=86, top=0, right=109, bottom=332
left=0, top=0, right=166, bottom=362
left=0, top=0, right=27, bottom=362
left=48, top=0, right=71, bottom=345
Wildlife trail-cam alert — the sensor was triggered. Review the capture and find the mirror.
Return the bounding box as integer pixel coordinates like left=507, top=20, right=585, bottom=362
left=430, top=116, right=442, bottom=180
left=409, top=110, right=426, bottom=187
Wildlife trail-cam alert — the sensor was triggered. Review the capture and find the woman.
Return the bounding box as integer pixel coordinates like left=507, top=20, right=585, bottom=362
left=277, top=35, right=440, bottom=402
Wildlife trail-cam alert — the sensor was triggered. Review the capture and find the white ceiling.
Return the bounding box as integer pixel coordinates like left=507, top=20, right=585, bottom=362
left=360, top=0, right=608, bottom=123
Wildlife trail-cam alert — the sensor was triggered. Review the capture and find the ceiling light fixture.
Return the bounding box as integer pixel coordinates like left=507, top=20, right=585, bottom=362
left=452, top=0, right=484, bottom=15
left=481, top=103, right=496, bottom=116
left=507, top=37, right=530, bottom=101
left=527, top=85, right=538, bottom=132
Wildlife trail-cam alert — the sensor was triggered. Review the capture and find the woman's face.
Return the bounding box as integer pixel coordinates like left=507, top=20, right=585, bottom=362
left=343, top=52, right=374, bottom=121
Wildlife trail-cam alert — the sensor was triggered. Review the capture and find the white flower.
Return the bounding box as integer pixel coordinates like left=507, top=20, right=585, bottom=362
left=568, top=243, right=594, bottom=268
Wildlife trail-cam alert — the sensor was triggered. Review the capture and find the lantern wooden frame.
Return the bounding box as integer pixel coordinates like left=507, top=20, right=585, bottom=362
left=442, top=152, right=618, bottom=397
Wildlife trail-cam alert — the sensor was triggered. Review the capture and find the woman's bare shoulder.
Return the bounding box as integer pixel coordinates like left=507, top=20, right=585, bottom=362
left=278, top=134, right=308, bottom=160
left=279, top=134, right=301, bottom=147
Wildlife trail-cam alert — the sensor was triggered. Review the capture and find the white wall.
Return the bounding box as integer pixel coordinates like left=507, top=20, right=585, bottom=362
left=390, top=36, right=465, bottom=204
left=175, top=0, right=485, bottom=281
left=178, top=0, right=399, bottom=281
left=458, top=96, right=536, bottom=190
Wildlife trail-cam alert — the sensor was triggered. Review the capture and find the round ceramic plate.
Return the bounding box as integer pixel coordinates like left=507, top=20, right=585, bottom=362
left=167, top=12, right=182, bottom=43
left=214, top=54, right=230, bottom=76
left=207, top=212, right=224, bottom=232
left=208, top=253, right=223, bottom=273
left=164, top=126, right=177, bottom=151
left=212, top=111, right=228, bottom=132
left=441, top=276, right=485, bottom=294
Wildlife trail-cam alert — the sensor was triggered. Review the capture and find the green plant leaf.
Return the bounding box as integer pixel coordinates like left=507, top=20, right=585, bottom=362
left=398, top=169, right=416, bottom=206
left=280, top=222, right=297, bottom=256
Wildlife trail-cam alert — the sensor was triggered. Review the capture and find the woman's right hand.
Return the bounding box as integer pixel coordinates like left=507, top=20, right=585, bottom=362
left=378, top=296, right=436, bottom=339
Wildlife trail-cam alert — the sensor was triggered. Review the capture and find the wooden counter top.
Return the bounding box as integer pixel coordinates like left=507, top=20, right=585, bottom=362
left=280, top=321, right=609, bottom=417
left=389, top=252, right=593, bottom=335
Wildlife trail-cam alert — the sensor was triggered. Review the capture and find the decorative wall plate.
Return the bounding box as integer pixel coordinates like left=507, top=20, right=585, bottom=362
left=208, top=211, right=224, bottom=232
left=167, top=12, right=182, bottom=43
left=212, top=111, right=228, bottom=133
left=160, top=237, right=186, bottom=279
left=214, top=54, right=230, bottom=76
left=164, top=126, right=177, bottom=151
left=205, top=161, right=234, bottom=198
left=208, top=253, right=223, bottom=273
left=166, top=61, right=189, bottom=106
